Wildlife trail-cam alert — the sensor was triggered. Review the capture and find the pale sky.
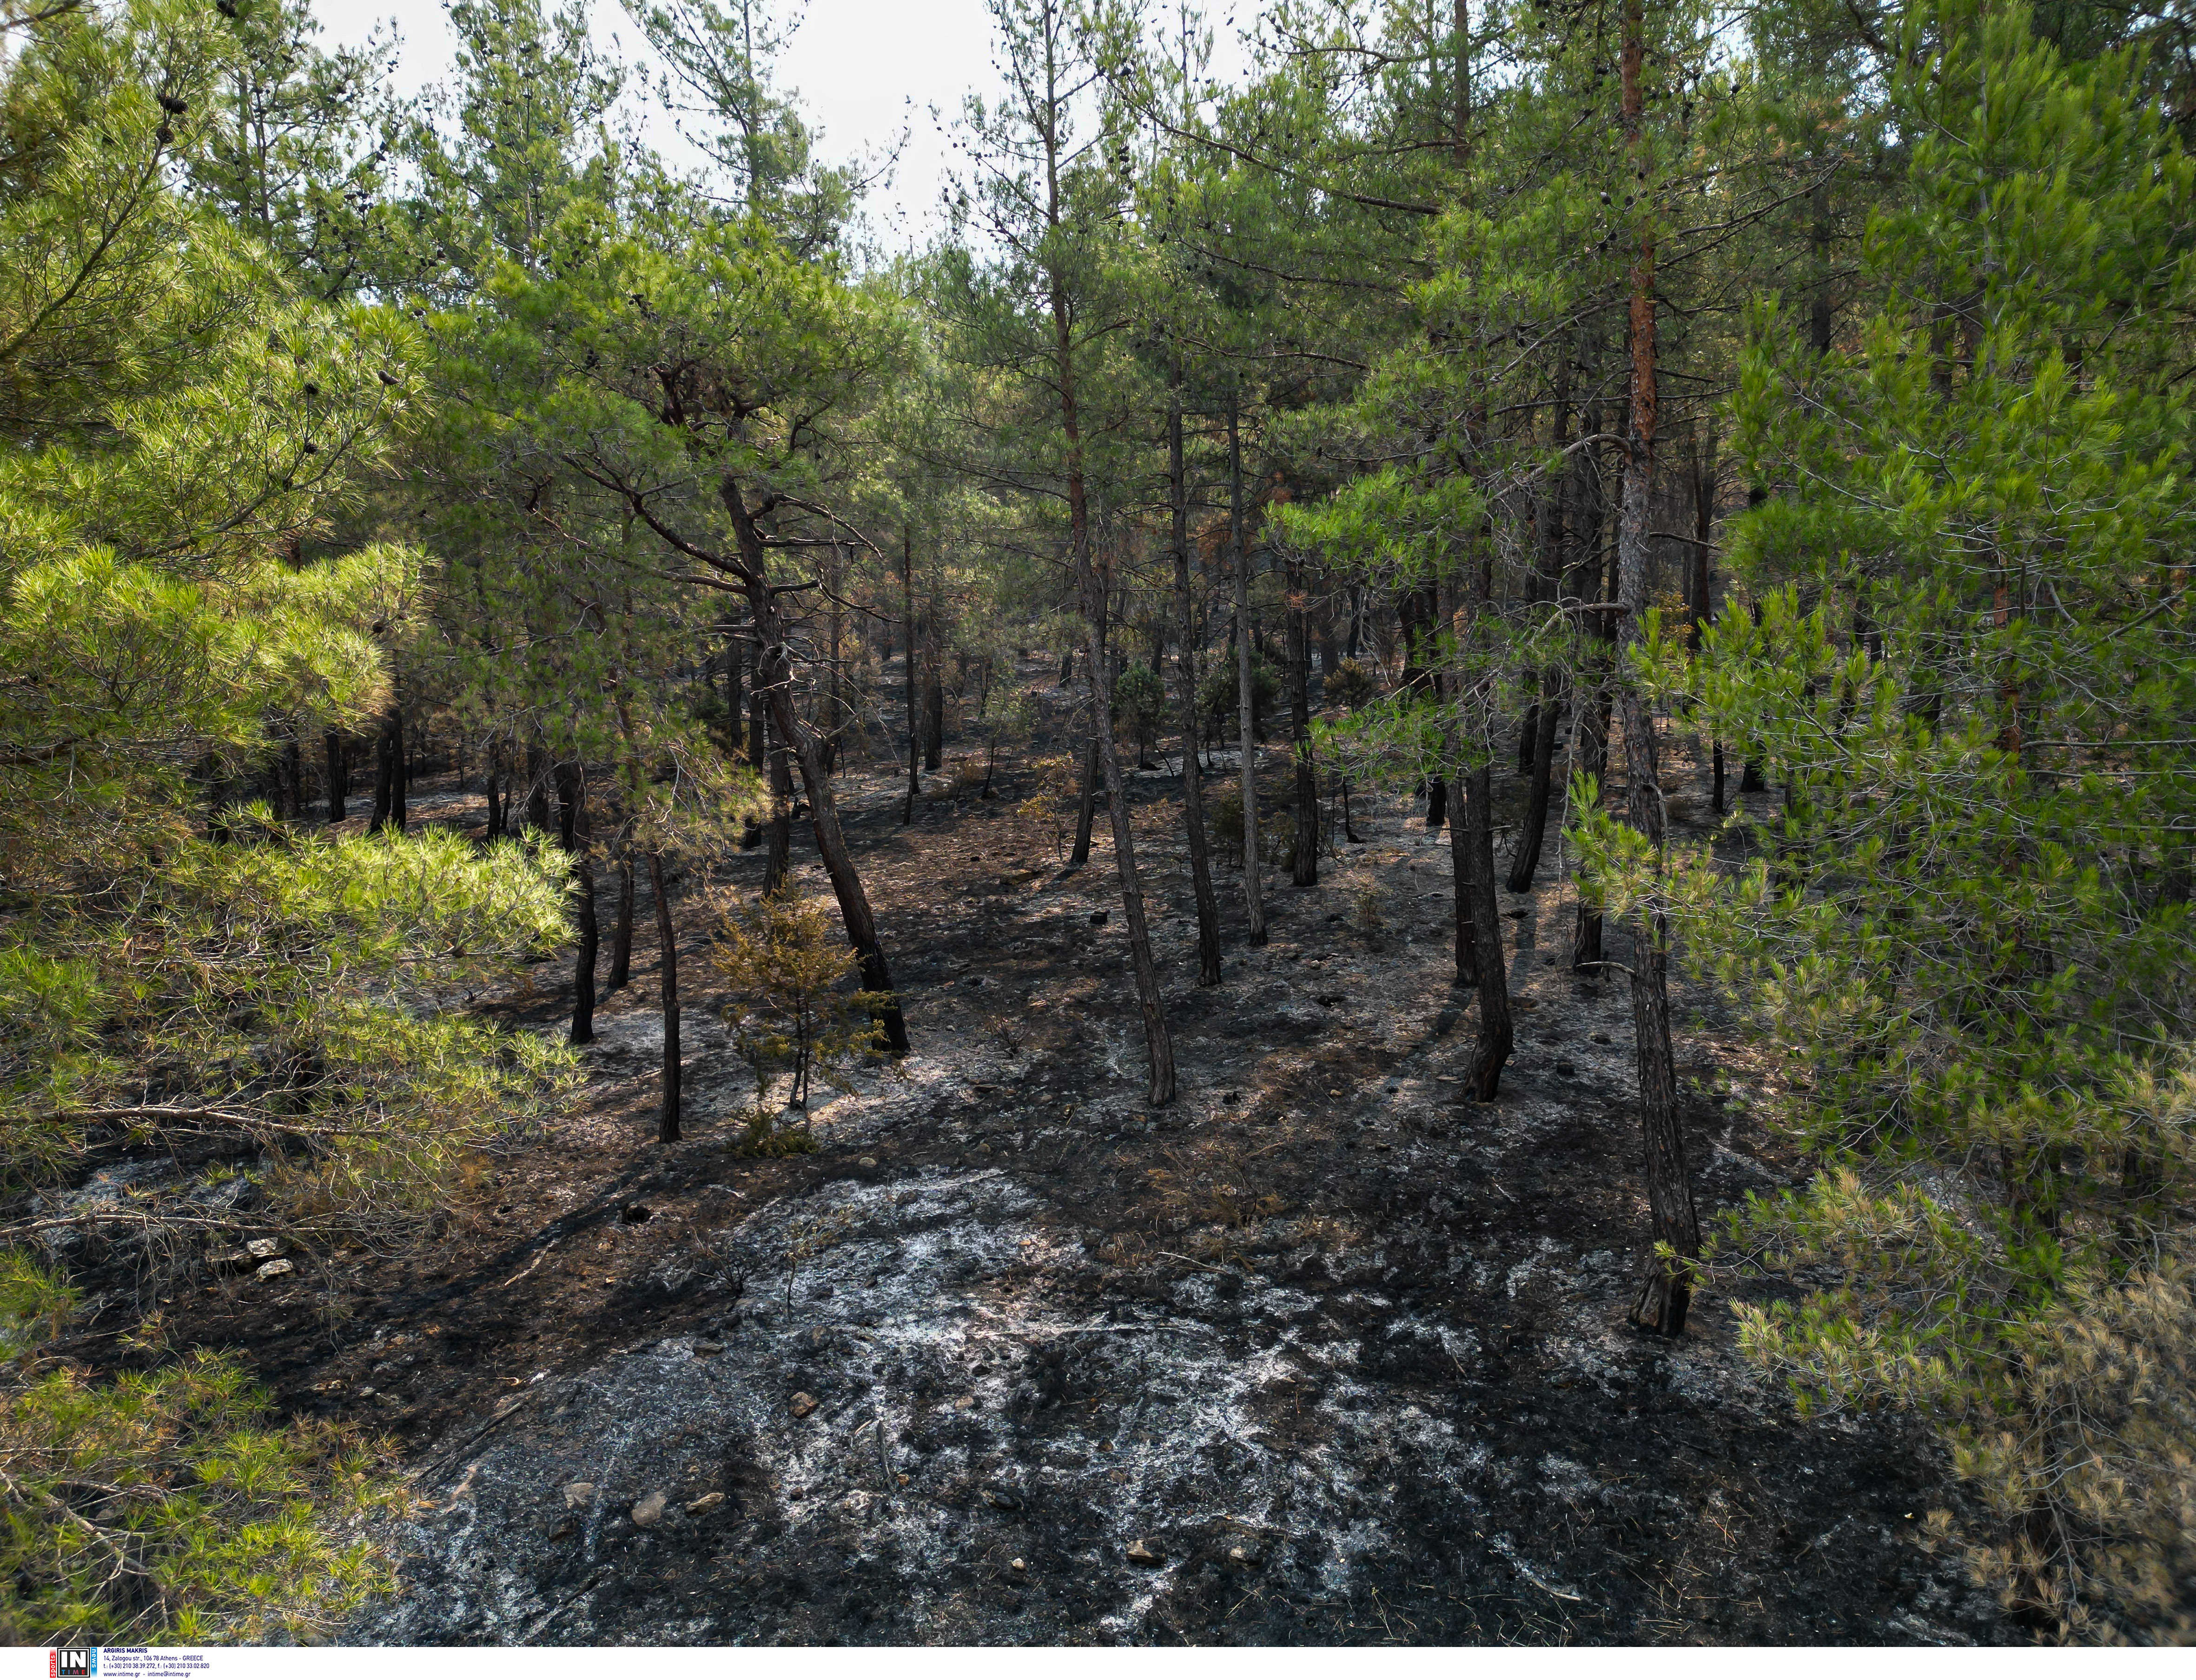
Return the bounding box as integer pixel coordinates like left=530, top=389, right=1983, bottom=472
left=315, top=0, right=1028, bottom=248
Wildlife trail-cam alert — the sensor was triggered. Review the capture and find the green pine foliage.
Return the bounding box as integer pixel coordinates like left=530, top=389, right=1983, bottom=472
left=1630, top=0, right=2196, bottom=1637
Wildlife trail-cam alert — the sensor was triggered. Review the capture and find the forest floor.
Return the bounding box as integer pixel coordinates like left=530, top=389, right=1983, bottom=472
left=85, top=659, right=2019, bottom=1646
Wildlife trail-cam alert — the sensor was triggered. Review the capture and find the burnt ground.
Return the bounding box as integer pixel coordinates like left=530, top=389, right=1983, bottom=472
left=69, top=658, right=2017, bottom=1645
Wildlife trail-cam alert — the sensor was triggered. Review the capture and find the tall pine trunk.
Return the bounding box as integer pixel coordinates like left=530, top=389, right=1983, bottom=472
left=1050, top=249, right=1172, bottom=1103
left=1288, top=545, right=1318, bottom=886
left=902, top=527, right=920, bottom=824
left=1617, top=0, right=1702, bottom=1336
left=1168, top=374, right=1223, bottom=987
left=1230, top=401, right=1265, bottom=946
left=1508, top=330, right=1576, bottom=893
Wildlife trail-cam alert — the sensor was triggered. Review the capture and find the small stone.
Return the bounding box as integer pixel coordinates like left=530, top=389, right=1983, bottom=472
left=789, top=1391, right=817, bottom=1418
left=253, top=1258, right=293, bottom=1280
left=858, top=1156, right=878, bottom=1169
left=685, top=1491, right=725, bottom=1516
left=694, top=1340, right=725, bottom=1356
left=952, top=1394, right=975, bottom=1410
left=1229, top=1546, right=1246, bottom=1561
left=1011, top=1558, right=1026, bottom=1572
left=244, top=1237, right=283, bottom=1260
left=563, top=1482, right=596, bottom=1508
left=207, top=1250, right=252, bottom=1271
left=981, top=1485, right=1023, bottom=1510
left=1125, top=1538, right=1165, bottom=1565
left=631, top=1491, right=666, bottom=1528
left=547, top=1519, right=576, bottom=1541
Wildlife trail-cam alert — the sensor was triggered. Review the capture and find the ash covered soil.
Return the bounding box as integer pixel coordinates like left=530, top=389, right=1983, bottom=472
left=131, top=664, right=2015, bottom=1645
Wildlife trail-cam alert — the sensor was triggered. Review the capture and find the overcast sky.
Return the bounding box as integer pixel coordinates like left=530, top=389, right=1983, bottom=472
left=315, top=0, right=1006, bottom=246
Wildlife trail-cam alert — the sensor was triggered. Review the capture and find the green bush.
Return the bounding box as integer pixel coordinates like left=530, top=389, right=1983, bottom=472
left=0, top=1255, right=397, bottom=1645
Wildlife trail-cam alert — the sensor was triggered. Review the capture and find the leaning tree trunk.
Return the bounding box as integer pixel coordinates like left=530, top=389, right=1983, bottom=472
left=722, top=478, right=910, bottom=1057
left=1230, top=400, right=1266, bottom=946
left=648, top=850, right=681, bottom=1144
left=1616, top=0, right=1702, bottom=1336
left=1168, top=374, right=1223, bottom=987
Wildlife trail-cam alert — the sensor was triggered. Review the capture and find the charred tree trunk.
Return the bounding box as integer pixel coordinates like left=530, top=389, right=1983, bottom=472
left=1071, top=729, right=1099, bottom=868
left=902, top=527, right=920, bottom=824
left=607, top=853, right=635, bottom=993
left=563, top=762, right=598, bottom=1045
left=1288, top=547, right=1318, bottom=886
left=325, top=731, right=347, bottom=824
left=765, top=709, right=793, bottom=894
left=648, top=850, right=681, bottom=1144
left=369, top=707, right=403, bottom=833
left=1509, top=331, right=1576, bottom=893
left=522, top=741, right=549, bottom=837
left=1231, top=400, right=1265, bottom=946
left=1462, top=759, right=1512, bottom=1098
left=1617, top=0, right=1702, bottom=1336
left=1169, top=374, right=1223, bottom=987
left=1053, top=246, right=1173, bottom=1103
left=720, top=478, right=910, bottom=1057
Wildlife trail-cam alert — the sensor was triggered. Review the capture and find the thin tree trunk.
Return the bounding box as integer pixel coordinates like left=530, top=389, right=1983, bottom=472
left=565, top=763, right=598, bottom=1045
left=1169, top=371, right=1223, bottom=987
left=325, top=731, right=346, bottom=824
left=1051, top=231, right=1171, bottom=1104
left=1462, top=759, right=1511, bottom=1097
left=1231, top=400, right=1265, bottom=946
left=902, top=527, right=920, bottom=823
left=1449, top=786, right=1477, bottom=987
left=648, top=850, right=680, bottom=1144
left=1508, top=329, right=1575, bottom=892
left=1288, top=545, right=1318, bottom=886
left=765, top=709, right=793, bottom=893
left=370, top=707, right=403, bottom=833
left=1617, top=0, right=1701, bottom=1336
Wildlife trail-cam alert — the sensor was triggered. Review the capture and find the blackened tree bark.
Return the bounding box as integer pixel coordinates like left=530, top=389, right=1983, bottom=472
left=1616, top=0, right=1702, bottom=1336
left=1462, top=755, right=1511, bottom=1097
left=1070, top=730, right=1099, bottom=867
left=1230, top=400, right=1265, bottom=946
left=715, top=478, right=910, bottom=1057
left=325, top=731, right=347, bottom=824
left=561, top=761, right=598, bottom=1045
left=902, top=526, right=920, bottom=824
left=607, top=852, right=635, bottom=992
left=1168, top=375, right=1223, bottom=986
left=764, top=708, right=793, bottom=893
left=1508, top=331, right=1577, bottom=893
left=648, top=850, right=680, bottom=1143
left=522, top=740, right=549, bottom=835
left=369, top=707, right=403, bottom=833
left=485, top=741, right=505, bottom=838
left=1287, top=544, right=1318, bottom=886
